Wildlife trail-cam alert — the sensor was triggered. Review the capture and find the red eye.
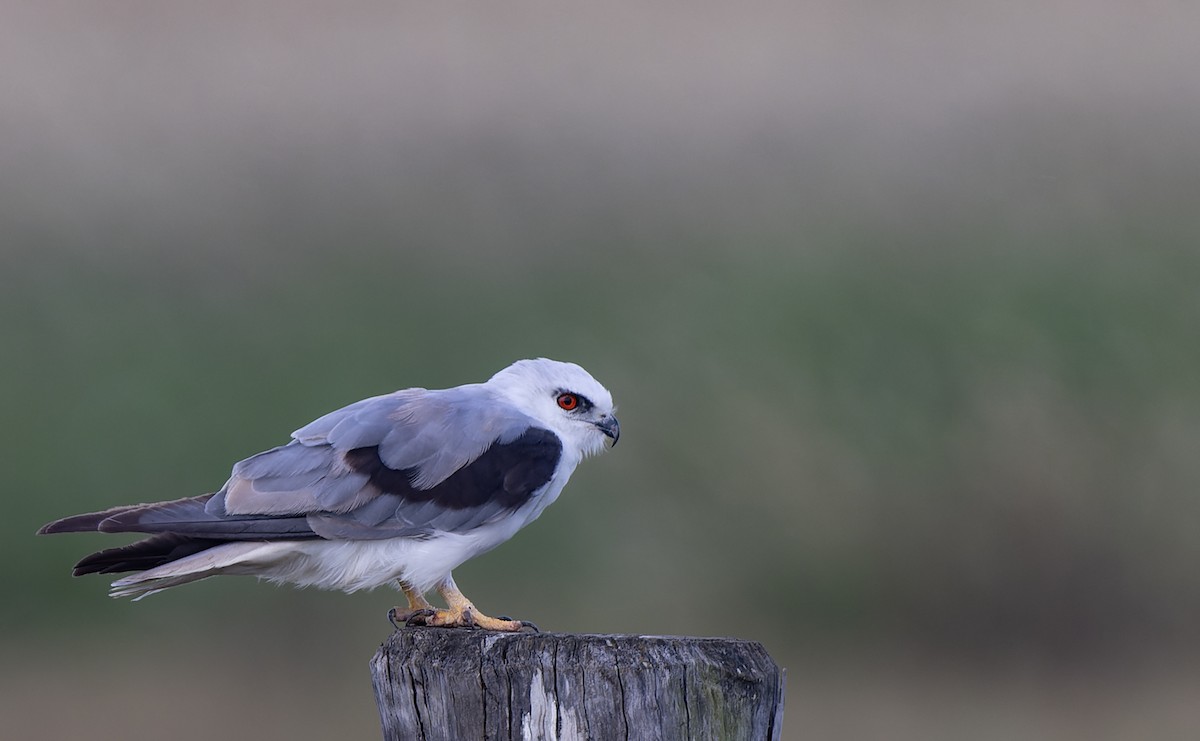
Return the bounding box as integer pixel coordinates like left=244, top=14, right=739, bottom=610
left=557, top=393, right=579, bottom=410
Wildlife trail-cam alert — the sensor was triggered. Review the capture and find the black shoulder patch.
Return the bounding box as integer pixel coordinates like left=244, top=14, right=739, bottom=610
left=344, top=427, right=562, bottom=511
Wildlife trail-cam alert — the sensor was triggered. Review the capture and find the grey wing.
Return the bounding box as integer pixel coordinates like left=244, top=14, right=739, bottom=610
left=209, top=385, right=561, bottom=537
left=38, top=386, right=563, bottom=570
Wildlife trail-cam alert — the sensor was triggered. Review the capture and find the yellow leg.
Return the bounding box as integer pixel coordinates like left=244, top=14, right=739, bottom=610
left=402, top=582, right=434, bottom=611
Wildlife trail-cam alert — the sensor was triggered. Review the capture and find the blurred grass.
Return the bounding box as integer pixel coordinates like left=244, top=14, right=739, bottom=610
left=9, top=224, right=1199, bottom=647
left=8, top=230, right=1200, bottom=738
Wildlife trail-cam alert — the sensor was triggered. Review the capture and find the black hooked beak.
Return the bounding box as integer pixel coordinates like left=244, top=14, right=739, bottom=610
left=595, top=415, right=621, bottom=446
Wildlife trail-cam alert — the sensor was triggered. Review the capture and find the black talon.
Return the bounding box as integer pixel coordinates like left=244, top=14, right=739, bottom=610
left=405, top=608, right=437, bottom=627
left=495, top=615, right=538, bottom=632
left=495, top=615, right=539, bottom=632
left=388, top=607, right=436, bottom=629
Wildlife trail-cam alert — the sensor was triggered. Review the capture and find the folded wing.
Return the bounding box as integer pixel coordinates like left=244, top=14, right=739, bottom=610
left=38, top=386, right=564, bottom=575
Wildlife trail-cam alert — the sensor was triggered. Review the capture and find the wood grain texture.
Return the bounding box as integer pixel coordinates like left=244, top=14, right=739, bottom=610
left=371, top=629, right=785, bottom=741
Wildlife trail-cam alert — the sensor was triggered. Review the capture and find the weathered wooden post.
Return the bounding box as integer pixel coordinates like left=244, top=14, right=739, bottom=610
left=371, top=629, right=785, bottom=740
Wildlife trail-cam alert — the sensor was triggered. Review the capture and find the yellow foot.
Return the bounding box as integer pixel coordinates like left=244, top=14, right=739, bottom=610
left=388, top=580, right=438, bottom=629
left=388, top=574, right=540, bottom=632
left=389, top=605, right=538, bottom=632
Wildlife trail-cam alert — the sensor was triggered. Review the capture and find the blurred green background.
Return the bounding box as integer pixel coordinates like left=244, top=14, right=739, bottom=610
left=5, top=2, right=1200, bottom=739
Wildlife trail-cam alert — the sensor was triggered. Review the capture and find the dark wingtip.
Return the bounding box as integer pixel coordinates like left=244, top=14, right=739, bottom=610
left=37, top=504, right=148, bottom=535
left=38, top=514, right=102, bottom=535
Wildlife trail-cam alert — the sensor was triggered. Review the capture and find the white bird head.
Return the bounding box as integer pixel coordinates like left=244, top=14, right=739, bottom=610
left=488, top=358, right=619, bottom=458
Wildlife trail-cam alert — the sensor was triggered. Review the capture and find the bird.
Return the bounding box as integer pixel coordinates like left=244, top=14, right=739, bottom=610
left=38, top=358, right=619, bottom=632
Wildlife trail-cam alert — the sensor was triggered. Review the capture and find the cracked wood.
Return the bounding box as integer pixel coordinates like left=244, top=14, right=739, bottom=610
left=371, top=629, right=785, bottom=740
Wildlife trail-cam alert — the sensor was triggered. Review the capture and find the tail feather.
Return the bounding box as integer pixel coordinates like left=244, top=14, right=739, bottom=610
left=109, top=574, right=217, bottom=600
left=107, top=540, right=278, bottom=600
left=40, top=492, right=318, bottom=598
